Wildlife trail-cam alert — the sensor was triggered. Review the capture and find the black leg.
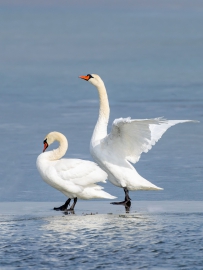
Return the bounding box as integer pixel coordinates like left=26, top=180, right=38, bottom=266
left=64, top=197, right=78, bottom=213
left=125, top=200, right=131, bottom=213
left=124, top=187, right=131, bottom=201
left=69, top=197, right=77, bottom=210
left=111, top=188, right=131, bottom=212
left=53, top=198, right=71, bottom=211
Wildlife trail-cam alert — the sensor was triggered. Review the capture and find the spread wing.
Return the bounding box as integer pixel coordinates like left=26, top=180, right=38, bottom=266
left=101, top=117, right=198, bottom=164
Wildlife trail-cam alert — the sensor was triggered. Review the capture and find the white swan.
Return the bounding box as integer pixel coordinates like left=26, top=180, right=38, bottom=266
left=79, top=74, right=198, bottom=209
left=36, top=131, right=116, bottom=211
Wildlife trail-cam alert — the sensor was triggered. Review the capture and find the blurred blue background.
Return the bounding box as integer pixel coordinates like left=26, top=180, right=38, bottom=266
left=0, top=0, right=202, bottom=202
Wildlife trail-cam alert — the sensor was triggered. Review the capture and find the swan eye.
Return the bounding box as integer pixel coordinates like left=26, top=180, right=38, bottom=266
left=87, top=74, right=93, bottom=79
left=43, top=138, right=47, bottom=144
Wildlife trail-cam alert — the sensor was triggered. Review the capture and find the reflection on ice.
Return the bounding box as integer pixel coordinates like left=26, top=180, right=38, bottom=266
left=42, top=212, right=155, bottom=236
left=1, top=202, right=203, bottom=269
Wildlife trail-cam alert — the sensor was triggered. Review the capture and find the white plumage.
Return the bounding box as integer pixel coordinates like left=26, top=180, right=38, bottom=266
left=103, top=117, right=195, bottom=164
left=36, top=131, right=116, bottom=210
left=79, top=74, right=198, bottom=196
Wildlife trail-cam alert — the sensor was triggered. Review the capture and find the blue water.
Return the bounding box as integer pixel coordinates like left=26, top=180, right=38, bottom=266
left=0, top=1, right=203, bottom=268
left=0, top=201, right=203, bottom=269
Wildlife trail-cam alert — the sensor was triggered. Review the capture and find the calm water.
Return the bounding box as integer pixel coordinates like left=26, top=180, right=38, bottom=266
left=0, top=1, right=203, bottom=269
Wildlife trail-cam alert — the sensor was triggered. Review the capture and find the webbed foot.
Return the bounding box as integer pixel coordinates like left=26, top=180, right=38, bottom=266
left=54, top=198, right=71, bottom=211
left=111, top=187, right=131, bottom=213
left=63, top=198, right=77, bottom=214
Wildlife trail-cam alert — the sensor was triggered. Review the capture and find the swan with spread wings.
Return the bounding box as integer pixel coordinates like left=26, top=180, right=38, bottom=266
left=79, top=74, right=198, bottom=210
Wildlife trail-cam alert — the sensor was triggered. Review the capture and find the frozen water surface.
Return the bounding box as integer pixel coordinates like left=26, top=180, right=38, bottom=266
left=0, top=201, right=203, bottom=269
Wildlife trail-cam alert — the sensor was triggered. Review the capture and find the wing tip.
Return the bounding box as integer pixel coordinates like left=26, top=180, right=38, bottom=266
left=109, top=196, right=117, bottom=199
left=190, top=120, right=200, bottom=123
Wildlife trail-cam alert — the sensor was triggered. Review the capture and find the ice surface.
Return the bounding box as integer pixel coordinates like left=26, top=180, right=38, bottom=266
left=0, top=201, right=203, bottom=269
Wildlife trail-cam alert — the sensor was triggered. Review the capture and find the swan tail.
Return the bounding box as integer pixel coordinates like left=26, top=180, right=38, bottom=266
left=130, top=185, right=163, bottom=191
left=95, top=191, right=117, bottom=199
left=81, top=184, right=117, bottom=199
left=140, top=186, right=163, bottom=191
left=137, top=179, right=163, bottom=190
left=129, top=176, right=163, bottom=191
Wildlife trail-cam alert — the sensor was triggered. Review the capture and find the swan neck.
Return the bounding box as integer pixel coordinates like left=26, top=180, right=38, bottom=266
left=46, top=133, right=68, bottom=161
left=92, top=83, right=110, bottom=142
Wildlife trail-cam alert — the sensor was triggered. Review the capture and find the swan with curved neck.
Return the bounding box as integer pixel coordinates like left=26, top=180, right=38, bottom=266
left=79, top=74, right=198, bottom=210
left=36, top=131, right=116, bottom=212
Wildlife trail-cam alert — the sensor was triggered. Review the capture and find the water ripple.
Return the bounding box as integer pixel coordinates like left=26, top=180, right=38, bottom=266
left=0, top=210, right=203, bottom=269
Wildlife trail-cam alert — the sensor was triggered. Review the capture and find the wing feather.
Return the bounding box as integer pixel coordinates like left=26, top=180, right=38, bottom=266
left=101, top=117, right=198, bottom=164
left=54, top=159, right=107, bottom=186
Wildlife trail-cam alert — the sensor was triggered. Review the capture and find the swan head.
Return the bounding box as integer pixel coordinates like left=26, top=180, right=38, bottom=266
left=79, top=74, right=104, bottom=88
left=43, top=132, right=57, bottom=152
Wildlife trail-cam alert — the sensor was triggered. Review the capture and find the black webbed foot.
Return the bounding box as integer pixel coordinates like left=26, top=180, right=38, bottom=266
left=111, top=187, right=131, bottom=213
left=53, top=198, right=71, bottom=211
left=63, top=198, right=77, bottom=213
left=111, top=200, right=127, bottom=205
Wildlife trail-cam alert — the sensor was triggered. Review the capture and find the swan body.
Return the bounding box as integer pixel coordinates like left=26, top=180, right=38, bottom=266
left=79, top=74, right=198, bottom=205
left=36, top=131, right=116, bottom=210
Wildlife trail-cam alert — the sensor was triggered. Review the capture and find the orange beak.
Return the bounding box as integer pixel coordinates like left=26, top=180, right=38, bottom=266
left=79, top=75, right=90, bottom=81
left=43, top=142, right=49, bottom=152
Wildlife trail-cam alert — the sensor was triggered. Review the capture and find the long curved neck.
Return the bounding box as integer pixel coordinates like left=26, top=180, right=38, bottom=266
left=92, top=82, right=110, bottom=143
left=45, top=133, right=68, bottom=161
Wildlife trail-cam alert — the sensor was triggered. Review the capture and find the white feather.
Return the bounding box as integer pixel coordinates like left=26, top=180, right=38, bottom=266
left=36, top=131, right=116, bottom=200
left=81, top=74, right=199, bottom=192
left=104, top=117, right=198, bottom=163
